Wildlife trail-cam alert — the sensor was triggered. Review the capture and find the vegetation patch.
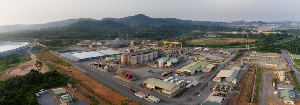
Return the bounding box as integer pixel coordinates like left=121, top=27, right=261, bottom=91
left=232, top=50, right=245, bottom=61
left=293, top=59, right=300, bottom=72
left=0, top=70, right=70, bottom=105
left=173, top=88, right=190, bottom=98
left=0, top=54, right=31, bottom=76
left=289, top=71, right=300, bottom=91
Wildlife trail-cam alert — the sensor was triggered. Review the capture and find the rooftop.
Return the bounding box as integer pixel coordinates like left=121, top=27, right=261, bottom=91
left=292, top=55, right=300, bottom=59
left=144, top=78, right=179, bottom=92
left=278, top=84, right=294, bottom=90
left=176, top=61, right=209, bottom=73
left=203, top=101, right=220, bottom=105
left=157, top=57, right=178, bottom=63
left=61, top=94, right=72, bottom=100
left=216, top=70, right=239, bottom=78
left=266, top=62, right=278, bottom=64
left=281, top=90, right=295, bottom=102
left=71, top=51, right=104, bottom=59
left=52, top=88, right=66, bottom=95
left=249, top=52, right=280, bottom=56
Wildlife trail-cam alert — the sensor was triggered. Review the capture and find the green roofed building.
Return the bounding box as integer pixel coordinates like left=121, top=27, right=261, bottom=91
left=278, top=84, right=294, bottom=90
left=176, top=61, right=209, bottom=75
left=281, top=89, right=295, bottom=104
left=52, top=88, right=66, bottom=95
left=143, top=78, right=180, bottom=94
left=202, top=101, right=220, bottom=105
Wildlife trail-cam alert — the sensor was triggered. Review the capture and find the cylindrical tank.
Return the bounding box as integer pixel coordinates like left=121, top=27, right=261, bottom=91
left=143, top=53, right=148, bottom=62
left=121, top=54, right=126, bottom=65
left=158, top=61, right=165, bottom=67
left=130, top=55, right=137, bottom=65
left=148, top=52, right=153, bottom=61
left=280, top=76, right=285, bottom=81
left=154, top=50, right=158, bottom=59
left=138, top=54, right=144, bottom=64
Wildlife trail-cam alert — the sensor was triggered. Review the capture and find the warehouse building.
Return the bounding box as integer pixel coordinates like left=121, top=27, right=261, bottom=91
left=249, top=52, right=280, bottom=57
left=56, top=49, right=123, bottom=62
left=143, top=78, right=180, bottom=94
left=291, top=55, right=300, bottom=59
left=175, top=61, right=211, bottom=75
left=266, top=62, right=278, bottom=66
left=52, top=88, right=66, bottom=95
left=281, top=89, right=295, bottom=104
left=213, top=70, right=239, bottom=84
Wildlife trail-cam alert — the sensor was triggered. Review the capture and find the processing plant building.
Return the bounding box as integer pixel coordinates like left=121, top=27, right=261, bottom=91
left=175, top=61, right=214, bottom=75
left=56, top=49, right=123, bottom=62
left=143, top=78, right=180, bottom=94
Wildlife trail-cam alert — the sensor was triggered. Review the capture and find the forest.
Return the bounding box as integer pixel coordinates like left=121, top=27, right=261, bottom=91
left=0, top=70, right=71, bottom=105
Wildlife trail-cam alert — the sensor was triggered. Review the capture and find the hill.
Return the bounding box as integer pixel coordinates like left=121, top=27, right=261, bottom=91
left=0, top=18, right=96, bottom=33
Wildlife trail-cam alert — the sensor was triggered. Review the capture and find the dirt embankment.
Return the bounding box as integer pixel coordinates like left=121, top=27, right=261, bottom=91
left=0, top=53, right=49, bottom=81
left=229, top=66, right=257, bottom=105
left=43, top=51, right=140, bottom=105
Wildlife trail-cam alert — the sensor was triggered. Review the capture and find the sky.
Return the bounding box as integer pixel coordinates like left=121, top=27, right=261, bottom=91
left=0, top=0, right=300, bottom=25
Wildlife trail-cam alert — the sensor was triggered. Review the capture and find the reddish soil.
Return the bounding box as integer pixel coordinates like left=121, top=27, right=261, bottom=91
left=0, top=53, right=49, bottom=81
left=229, top=66, right=256, bottom=105
left=43, top=51, right=140, bottom=105
left=191, top=30, right=202, bottom=33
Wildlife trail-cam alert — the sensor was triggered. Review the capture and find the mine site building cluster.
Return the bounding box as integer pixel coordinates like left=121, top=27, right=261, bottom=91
left=175, top=61, right=215, bottom=76
left=143, top=78, right=180, bottom=94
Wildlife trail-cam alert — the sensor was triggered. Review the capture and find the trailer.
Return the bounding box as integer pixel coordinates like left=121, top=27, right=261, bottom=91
left=145, top=95, right=160, bottom=103
left=135, top=91, right=148, bottom=99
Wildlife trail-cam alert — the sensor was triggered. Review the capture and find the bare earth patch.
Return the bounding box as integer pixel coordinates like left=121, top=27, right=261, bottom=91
left=0, top=53, right=49, bottom=81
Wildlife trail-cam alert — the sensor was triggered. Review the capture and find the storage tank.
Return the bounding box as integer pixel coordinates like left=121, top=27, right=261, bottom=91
left=143, top=53, right=148, bottom=62
left=280, top=76, right=285, bottom=81
left=130, top=55, right=137, bottom=65
left=158, top=61, right=165, bottom=67
left=148, top=52, right=153, bottom=61
left=138, top=54, right=144, bottom=64
left=154, top=50, right=158, bottom=59
left=121, top=54, right=126, bottom=65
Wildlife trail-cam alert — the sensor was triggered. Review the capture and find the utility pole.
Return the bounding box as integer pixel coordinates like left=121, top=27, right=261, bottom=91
left=127, top=33, right=129, bottom=42
left=246, top=31, right=250, bottom=53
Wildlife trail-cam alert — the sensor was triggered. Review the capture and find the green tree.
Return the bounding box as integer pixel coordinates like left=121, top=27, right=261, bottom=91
left=35, top=60, right=43, bottom=71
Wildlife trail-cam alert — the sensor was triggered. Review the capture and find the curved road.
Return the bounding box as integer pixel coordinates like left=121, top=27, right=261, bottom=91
left=281, top=50, right=300, bottom=83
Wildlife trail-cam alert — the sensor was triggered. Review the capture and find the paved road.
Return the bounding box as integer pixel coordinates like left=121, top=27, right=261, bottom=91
left=259, top=71, right=270, bottom=105
left=57, top=51, right=237, bottom=105
left=281, top=50, right=300, bottom=83
left=180, top=52, right=237, bottom=104
left=61, top=57, right=153, bottom=105
left=39, top=90, right=57, bottom=105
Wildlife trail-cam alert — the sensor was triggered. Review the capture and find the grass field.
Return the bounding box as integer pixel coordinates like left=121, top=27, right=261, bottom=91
left=187, top=38, right=256, bottom=45
left=293, top=59, right=300, bottom=72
